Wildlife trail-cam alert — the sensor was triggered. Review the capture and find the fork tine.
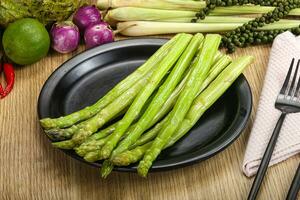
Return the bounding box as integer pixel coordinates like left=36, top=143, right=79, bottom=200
left=294, top=60, right=300, bottom=98
left=280, top=58, right=295, bottom=95
left=288, top=59, right=300, bottom=96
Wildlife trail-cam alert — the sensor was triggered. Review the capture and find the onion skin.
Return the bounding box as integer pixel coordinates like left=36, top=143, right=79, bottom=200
left=50, top=21, right=80, bottom=54
left=73, top=5, right=102, bottom=32
left=84, top=23, right=114, bottom=49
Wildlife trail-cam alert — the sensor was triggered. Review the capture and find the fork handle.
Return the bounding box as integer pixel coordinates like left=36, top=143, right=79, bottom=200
left=286, top=163, right=300, bottom=200
left=248, top=112, right=287, bottom=200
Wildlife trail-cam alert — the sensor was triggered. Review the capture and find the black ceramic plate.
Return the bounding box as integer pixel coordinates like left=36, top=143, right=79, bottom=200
left=38, top=38, right=252, bottom=172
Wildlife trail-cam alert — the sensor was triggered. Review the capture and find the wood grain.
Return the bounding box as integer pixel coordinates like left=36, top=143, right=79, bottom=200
left=0, top=37, right=299, bottom=200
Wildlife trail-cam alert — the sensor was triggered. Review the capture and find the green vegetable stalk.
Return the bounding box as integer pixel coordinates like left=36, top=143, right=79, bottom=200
left=51, top=68, right=157, bottom=149
left=112, top=56, right=254, bottom=167
left=130, top=53, right=231, bottom=149
left=113, top=142, right=153, bottom=166
left=75, top=137, right=109, bottom=157
left=137, top=34, right=221, bottom=177
left=110, top=33, right=203, bottom=159
left=116, top=21, right=300, bottom=36
left=167, top=56, right=254, bottom=147
left=40, top=35, right=178, bottom=131
left=72, top=51, right=225, bottom=159
left=99, top=33, right=193, bottom=159
left=105, top=7, right=300, bottom=23
left=97, top=0, right=206, bottom=11
left=81, top=124, right=137, bottom=161
left=72, top=51, right=229, bottom=162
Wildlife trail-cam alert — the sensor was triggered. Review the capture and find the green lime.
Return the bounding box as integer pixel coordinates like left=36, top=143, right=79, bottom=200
left=2, top=18, right=50, bottom=65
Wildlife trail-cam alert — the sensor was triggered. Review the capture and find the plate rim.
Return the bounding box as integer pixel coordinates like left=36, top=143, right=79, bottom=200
left=37, top=38, right=252, bottom=172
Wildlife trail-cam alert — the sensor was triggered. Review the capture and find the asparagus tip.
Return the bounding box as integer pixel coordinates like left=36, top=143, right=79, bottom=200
left=52, top=140, right=75, bottom=149
left=100, top=148, right=112, bottom=160
left=74, top=147, right=85, bottom=157
left=101, top=160, right=114, bottom=178
left=44, top=128, right=70, bottom=141
left=111, top=154, right=131, bottom=166
left=137, top=163, right=149, bottom=178
left=40, top=118, right=54, bottom=129
left=84, top=151, right=100, bottom=163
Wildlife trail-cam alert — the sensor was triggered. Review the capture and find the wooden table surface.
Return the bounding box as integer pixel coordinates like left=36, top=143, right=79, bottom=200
left=0, top=38, right=299, bottom=200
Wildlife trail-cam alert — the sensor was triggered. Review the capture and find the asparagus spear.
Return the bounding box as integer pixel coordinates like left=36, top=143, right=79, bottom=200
left=167, top=56, right=254, bottom=147
left=110, top=34, right=203, bottom=159
left=40, top=35, right=178, bottom=130
left=75, top=52, right=229, bottom=161
left=88, top=122, right=118, bottom=140
left=99, top=52, right=229, bottom=176
left=74, top=122, right=120, bottom=157
left=74, top=91, right=159, bottom=155
left=71, top=46, right=221, bottom=154
left=75, top=137, right=109, bottom=157
left=64, top=50, right=222, bottom=145
left=51, top=68, right=157, bottom=149
left=101, top=160, right=115, bottom=179
left=99, top=33, right=193, bottom=159
left=130, top=118, right=166, bottom=149
left=113, top=142, right=153, bottom=166
left=81, top=124, right=137, bottom=161
left=131, top=54, right=231, bottom=148
left=77, top=52, right=228, bottom=158
left=137, top=34, right=221, bottom=177
left=79, top=34, right=195, bottom=160
left=111, top=56, right=254, bottom=167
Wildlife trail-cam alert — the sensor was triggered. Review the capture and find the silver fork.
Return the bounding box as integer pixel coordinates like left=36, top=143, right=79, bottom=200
left=248, top=58, right=300, bottom=200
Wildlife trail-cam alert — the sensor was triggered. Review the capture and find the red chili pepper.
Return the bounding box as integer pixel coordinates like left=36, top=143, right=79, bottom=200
left=1, top=62, right=15, bottom=98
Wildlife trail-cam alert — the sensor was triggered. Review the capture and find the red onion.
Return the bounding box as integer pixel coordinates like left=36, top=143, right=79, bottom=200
left=50, top=21, right=80, bottom=54
left=84, top=23, right=114, bottom=49
left=73, top=5, right=102, bottom=33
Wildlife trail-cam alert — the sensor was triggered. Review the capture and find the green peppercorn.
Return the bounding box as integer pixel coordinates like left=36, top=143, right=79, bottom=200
left=227, top=0, right=233, bottom=5
left=262, top=36, right=268, bottom=43
left=248, top=37, right=254, bottom=43
left=255, top=38, right=262, bottom=44
left=295, top=27, right=300, bottom=34
left=227, top=47, right=235, bottom=53
left=268, top=35, right=274, bottom=42
left=228, top=43, right=235, bottom=49
left=209, top=4, right=216, bottom=8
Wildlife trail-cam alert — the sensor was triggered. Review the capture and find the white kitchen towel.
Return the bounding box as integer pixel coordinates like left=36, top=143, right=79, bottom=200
left=243, top=31, right=300, bottom=177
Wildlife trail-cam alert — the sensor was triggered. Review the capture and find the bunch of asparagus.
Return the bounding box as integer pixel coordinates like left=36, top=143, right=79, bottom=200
left=40, top=33, right=253, bottom=177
